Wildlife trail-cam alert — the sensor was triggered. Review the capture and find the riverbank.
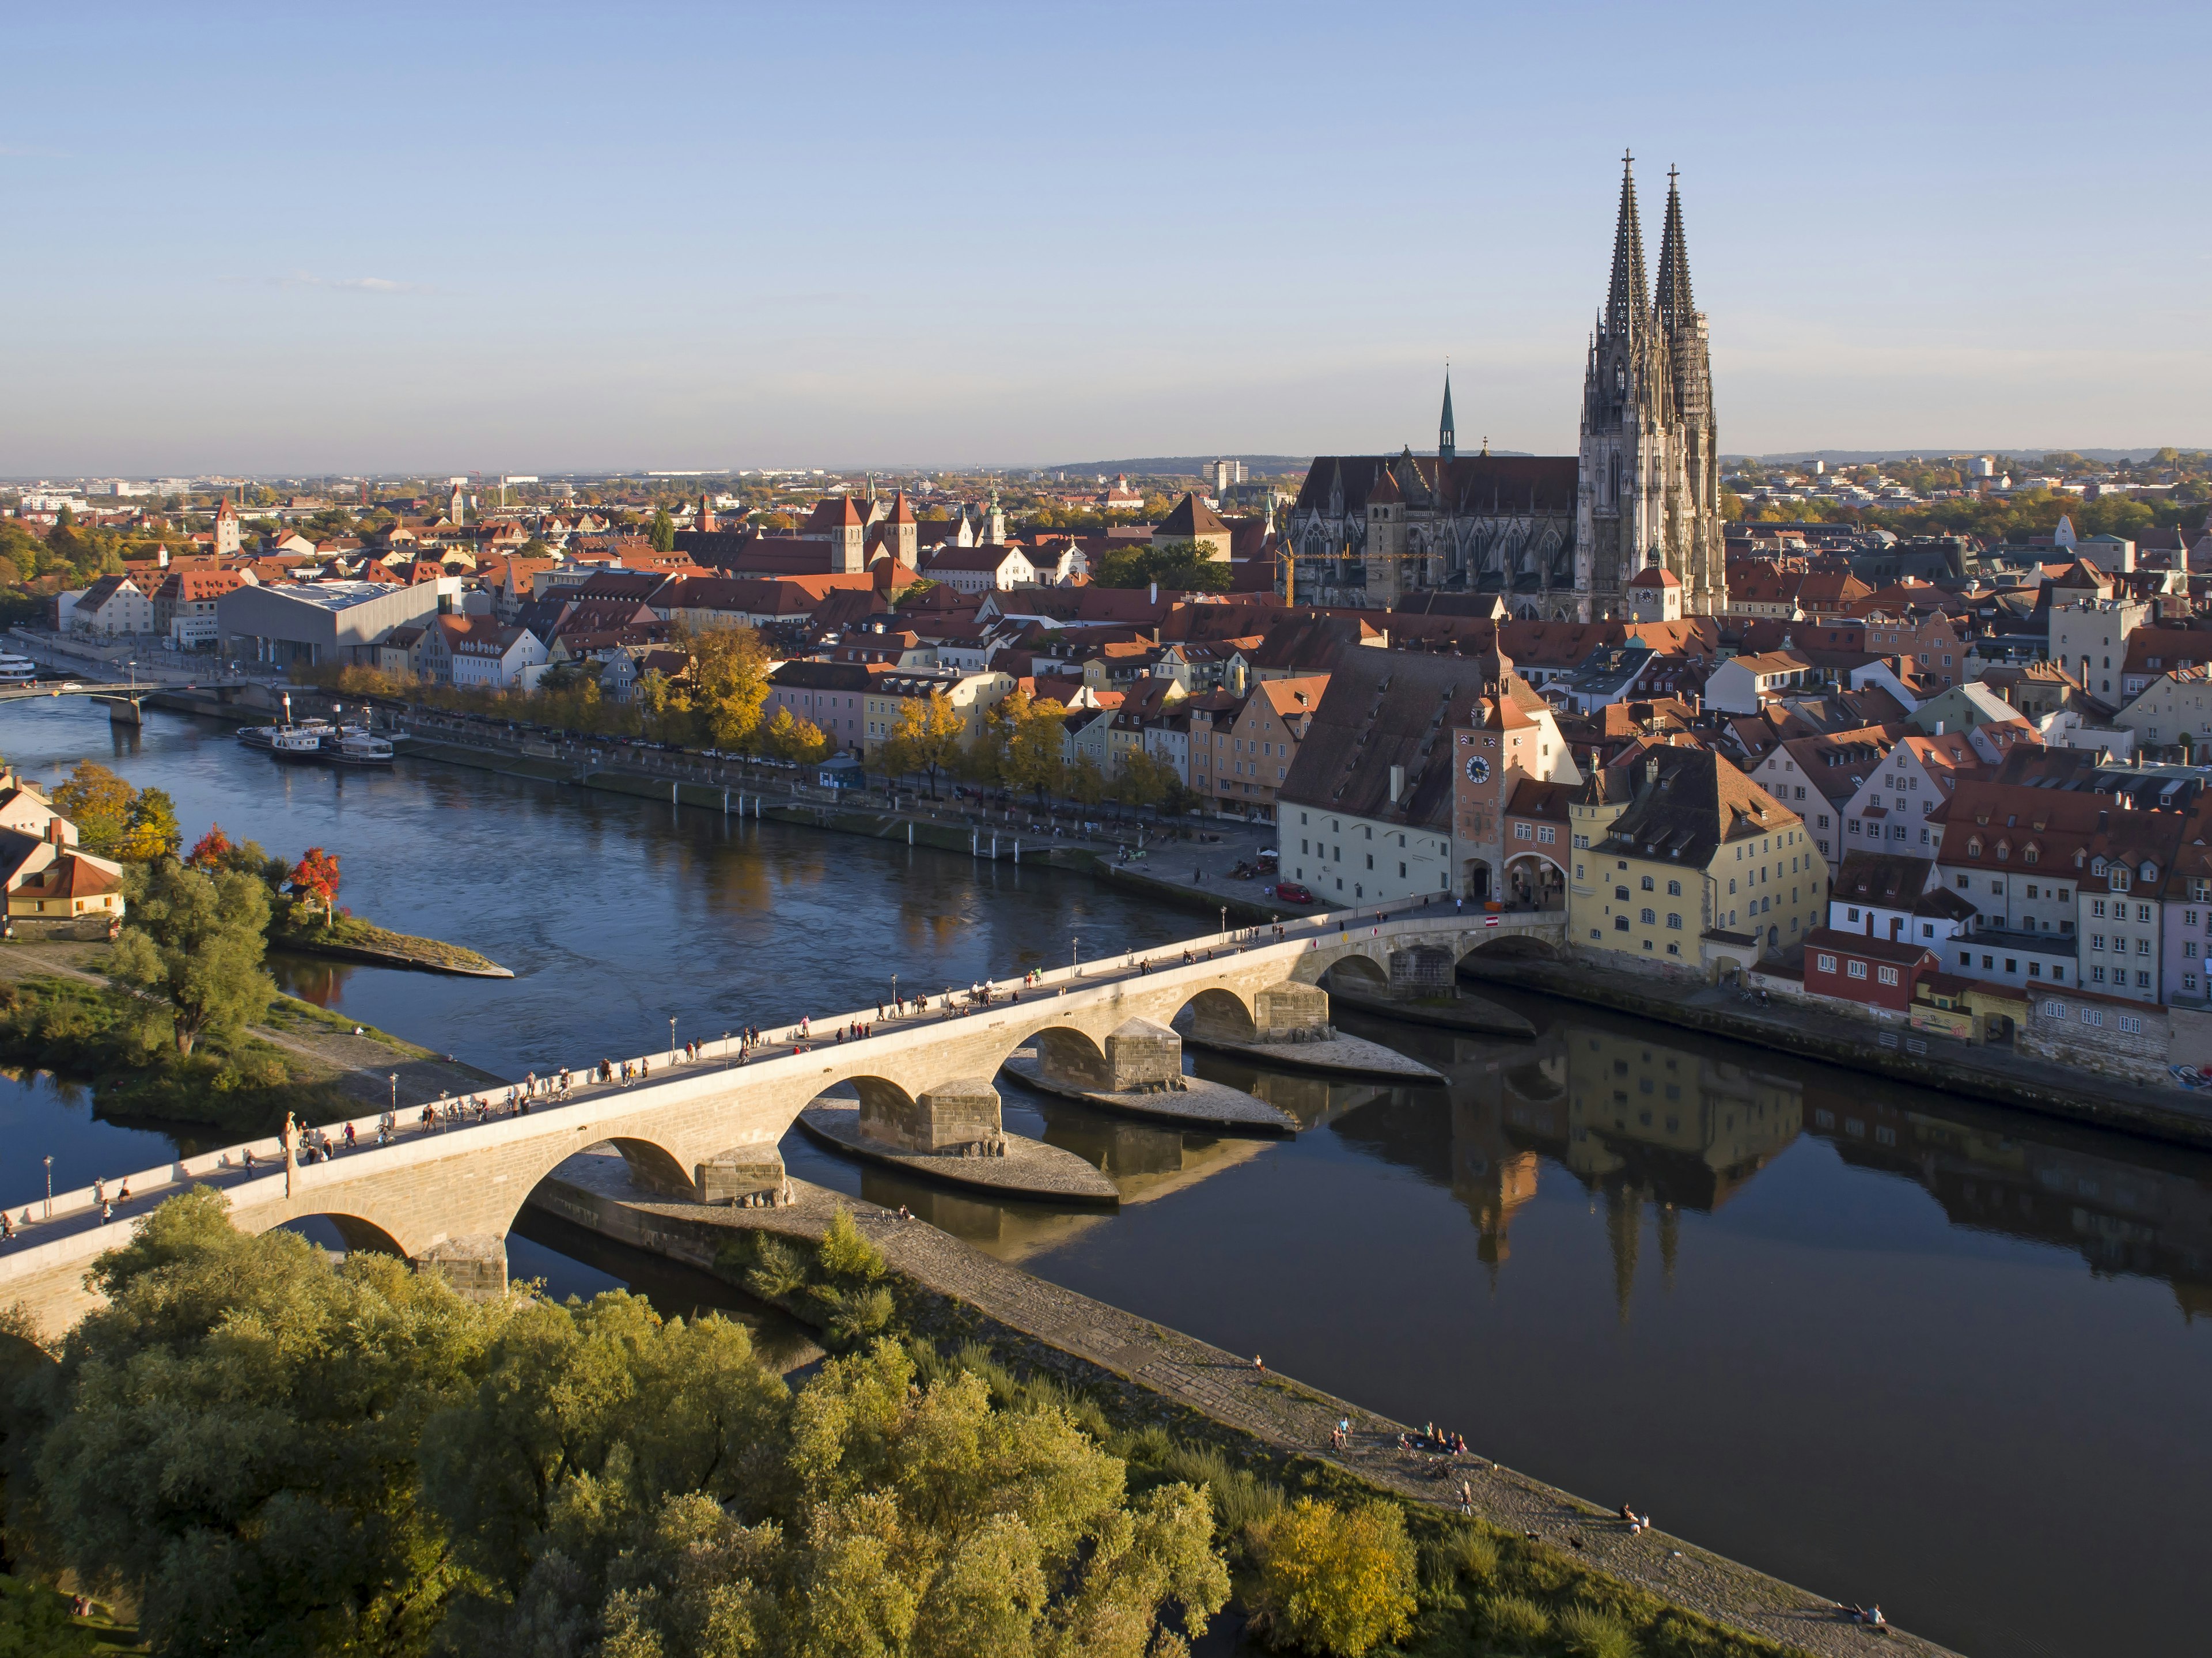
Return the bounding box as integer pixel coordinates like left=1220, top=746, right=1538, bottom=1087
left=531, top=1153, right=1954, bottom=1658
left=1459, top=953, right=2212, bottom=1151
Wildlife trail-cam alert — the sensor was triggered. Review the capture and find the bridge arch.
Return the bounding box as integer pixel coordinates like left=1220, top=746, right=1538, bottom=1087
left=1032, top=1025, right=1110, bottom=1085
left=271, top=1212, right=408, bottom=1258
left=1456, top=932, right=1563, bottom=964
left=604, top=1136, right=697, bottom=1198
left=1323, top=954, right=1390, bottom=993
left=1180, top=986, right=1258, bottom=1044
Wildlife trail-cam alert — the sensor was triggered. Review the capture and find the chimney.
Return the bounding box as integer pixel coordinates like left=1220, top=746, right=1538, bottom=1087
left=48, top=817, right=63, bottom=846
left=1389, top=764, right=1406, bottom=804
left=1935, top=720, right=1944, bottom=736
left=1644, top=754, right=1661, bottom=789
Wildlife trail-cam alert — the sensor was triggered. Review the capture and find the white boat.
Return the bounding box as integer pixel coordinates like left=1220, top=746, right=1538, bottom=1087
left=270, top=726, right=327, bottom=761
left=0, top=655, right=40, bottom=684
left=329, top=731, right=394, bottom=767
left=237, top=724, right=281, bottom=749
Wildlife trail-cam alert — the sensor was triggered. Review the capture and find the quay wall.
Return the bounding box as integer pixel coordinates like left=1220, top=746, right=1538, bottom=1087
left=1460, top=953, right=2212, bottom=1152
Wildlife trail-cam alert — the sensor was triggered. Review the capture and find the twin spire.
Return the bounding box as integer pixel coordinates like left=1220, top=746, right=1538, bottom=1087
left=1604, top=152, right=1696, bottom=339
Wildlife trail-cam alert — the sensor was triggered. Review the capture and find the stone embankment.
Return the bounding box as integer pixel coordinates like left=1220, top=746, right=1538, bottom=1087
left=1461, top=954, right=2212, bottom=1152
left=531, top=1154, right=1956, bottom=1658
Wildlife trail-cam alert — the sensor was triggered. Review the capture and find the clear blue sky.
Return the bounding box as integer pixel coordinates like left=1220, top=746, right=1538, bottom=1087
left=5, top=2, right=2206, bottom=475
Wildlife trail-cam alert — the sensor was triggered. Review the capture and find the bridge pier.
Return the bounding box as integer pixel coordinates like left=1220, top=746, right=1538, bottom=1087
left=859, top=1077, right=1005, bottom=1154
left=1387, top=944, right=1456, bottom=997
left=1253, top=981, right=1333, bottom=1040
left=696, top=1140, right=789, bottom=1207
left=413, top=1233, right=507, bottom=1301
left=1039, top=1017, right=1184, bottom=1092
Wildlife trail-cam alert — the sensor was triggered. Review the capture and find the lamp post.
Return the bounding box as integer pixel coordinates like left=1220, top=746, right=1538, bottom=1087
left=43, top=1156, right=52, bottom=1220
left=1071, top=934, right=1080, bottom=978
left=669, top=1017, right=677, bottom=1065
left=1220, top=905, right=1228, bottom=943
left=389, top=1073, right=397, bottom=1117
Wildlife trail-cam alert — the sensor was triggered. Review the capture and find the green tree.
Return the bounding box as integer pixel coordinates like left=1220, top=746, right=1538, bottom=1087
left=649, top=508, right=676, bottom=554
left=680, top=620, right=771, bottom=752
left=50, top=762, right=135, bottom=855
left=16, top=1189, right=505, bottom=1658
left=1093, top=539, right=1231, bottom=593
left=1067, top=752, right=1106, bottom=806
left=107, top=858, right=274, bottom=1054
left=883, top=690, right=965, bottom=798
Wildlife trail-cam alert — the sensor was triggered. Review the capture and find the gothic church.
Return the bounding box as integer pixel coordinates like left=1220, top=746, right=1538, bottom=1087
left=1287, top=157, right=1723, bottom=620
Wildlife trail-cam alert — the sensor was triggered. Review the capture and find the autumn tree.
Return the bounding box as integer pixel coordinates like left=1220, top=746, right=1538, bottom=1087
left=287, top=846, right=342, bottom=924
left=649, top=506, right=676, bottom=553
left=1255, top=1496, right=1418, bottom=1657
left=680, top=619, right=772, bottom=752
left=50, top=761, right=134, bottom=854
left=107, top=858, right=275, bottom=1054
left=999, top=691, right=1070, bottom=806
left=882, top=689, right=965, bottom=798
left=1112, top=746, right=1177, bottom=817
left=114, top=785, right=181, bottom=861
left=764, top=707, right=831, bottom=766
left=184, top=822, right=232, bottom=868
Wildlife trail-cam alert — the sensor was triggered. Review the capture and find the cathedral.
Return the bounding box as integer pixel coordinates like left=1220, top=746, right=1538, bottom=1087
left=1287, top=157, right=1723, bottom=620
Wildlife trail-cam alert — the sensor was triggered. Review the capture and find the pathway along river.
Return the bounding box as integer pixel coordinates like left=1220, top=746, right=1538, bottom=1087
left=2, top=699, right=2206, bottom=1658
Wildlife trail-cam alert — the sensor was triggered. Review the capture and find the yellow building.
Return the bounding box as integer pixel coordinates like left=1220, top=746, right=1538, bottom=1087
left=861, top=668, right=1014, bottom=761
left=1569, top=748, right=1823, bottom=974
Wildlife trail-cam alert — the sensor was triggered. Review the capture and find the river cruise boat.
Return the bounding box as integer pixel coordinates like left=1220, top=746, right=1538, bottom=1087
left=328, top=730, right=394, bottom=767
left=0, top=654, right=40, bottom=684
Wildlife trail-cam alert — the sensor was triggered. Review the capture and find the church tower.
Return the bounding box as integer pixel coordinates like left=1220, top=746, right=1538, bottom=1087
left=1438, top=368, right=1456, bottom=465
left=1654, top=168, right=1722, bottom=614
left=1577, top=156, right=1722, bottom=619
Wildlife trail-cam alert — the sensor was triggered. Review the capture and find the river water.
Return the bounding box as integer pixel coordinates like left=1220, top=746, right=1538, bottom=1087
left=2, top=699, right=2205, bottom=1658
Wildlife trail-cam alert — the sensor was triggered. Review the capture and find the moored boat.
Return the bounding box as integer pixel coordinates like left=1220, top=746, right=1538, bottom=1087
left=329, top=731, right=394, bottom=767
left=270, top=726, right=327, bottom=761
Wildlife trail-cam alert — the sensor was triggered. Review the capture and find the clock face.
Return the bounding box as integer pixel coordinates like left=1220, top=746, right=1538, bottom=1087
left=1464, top=755, right=1490, bottom=784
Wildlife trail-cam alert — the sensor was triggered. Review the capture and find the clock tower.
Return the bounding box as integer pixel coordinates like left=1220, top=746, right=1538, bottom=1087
left=1450, top=649, right=1581, bottom=902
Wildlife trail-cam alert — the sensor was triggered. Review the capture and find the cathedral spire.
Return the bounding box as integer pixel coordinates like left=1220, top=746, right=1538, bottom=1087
left=1605, top=150, right=1648, bottom=338
left=1438, top=363, right=1456, bottom=464
left=1654, top=165, right=1695, bottom=334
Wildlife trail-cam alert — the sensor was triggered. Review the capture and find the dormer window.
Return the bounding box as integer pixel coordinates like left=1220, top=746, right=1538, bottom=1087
left=2111, top=868, right=2131, bottom=893
left=1995, top=841, right=2010, bottom=861
left=2141, top=861, right=2158, bottom=882
left=2024, top=843, right=2040, bottom=865
left=1967, top=836, right=1983, bottom=857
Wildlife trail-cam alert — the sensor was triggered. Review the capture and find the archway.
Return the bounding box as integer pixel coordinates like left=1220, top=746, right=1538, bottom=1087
left=1322, top=954, right=1389, bottom=995
left=605, top=1136, right=697, bottom=1199
left=1455, top=934, right=1562, bottom=971
left=1502, top=852, right=1566, bottom=912
left=272, top=1212, right=407, bottom=1259
left=1180, top=987, right=1256, bottom=1044
left=1033, top=1026, right=1113, bottom=1091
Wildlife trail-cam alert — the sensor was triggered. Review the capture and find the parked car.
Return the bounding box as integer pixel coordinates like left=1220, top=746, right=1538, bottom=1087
left=1274, top=881, right=1313, bottom=904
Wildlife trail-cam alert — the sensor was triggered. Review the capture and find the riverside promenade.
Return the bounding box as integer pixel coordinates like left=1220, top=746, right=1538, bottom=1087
left=535, top=1158, right=1956, bottom=1658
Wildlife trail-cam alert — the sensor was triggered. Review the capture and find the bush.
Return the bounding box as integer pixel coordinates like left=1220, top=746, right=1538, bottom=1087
left=817, top=1205, right=885, bottom=1281
left=1256, top=1497, right=1418, bottom=1657
left=0, top=1575, right=101, bottom=1657
left=1559, top=1602, right=1641, bottom=1658
left=1478, top=1591, right=1553, bottom=1645
left=822, top=1284, right=894, bottom=1345
left=1441, top=1524, right=1500, bottom=1584
left=741, top=1236, right=808, bottom=1300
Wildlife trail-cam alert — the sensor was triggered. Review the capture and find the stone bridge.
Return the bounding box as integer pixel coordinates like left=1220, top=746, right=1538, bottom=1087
left=0, top=905, right=1564, bottom=1343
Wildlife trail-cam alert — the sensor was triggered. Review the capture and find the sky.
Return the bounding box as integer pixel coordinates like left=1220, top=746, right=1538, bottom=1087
left=5, top=1, right=2209, bottom=476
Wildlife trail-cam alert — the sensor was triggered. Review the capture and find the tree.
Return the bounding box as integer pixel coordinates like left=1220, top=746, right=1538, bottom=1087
left=50, top=762, right=134, bottom=855
left=114, top=785, right=181, bottom=861
left=1093, top=539, right=1231, bottom=593
left=1255, top=1497, right=1418, bottom=1657
left=648, top=508, right=676, bottom=554
left=107, top=858, right=275, bottom=1054
left=17, top=1190, right=505, bottom=1658
left=1001, top=693, right=1069, bottom=807
left=184, top=823, right=232, bottom=869
left=883, top=690, right=965, bottom=798
left=1112, top=747, right=1175, bottom=817
left=764, top=707, right=831, bottom=766
left=1067, top=752, right=1106, bottom=806
left=288, top=846, right=342, bottom=925
left=680, top=619, right=771, bottom=752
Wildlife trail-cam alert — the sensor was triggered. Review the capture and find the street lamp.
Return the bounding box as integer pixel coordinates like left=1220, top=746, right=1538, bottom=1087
left=669, top=1017, right=678, bottom=1065
left=1071, top=934, right=1080, bottom=978
left=1221, top=905, right=1228, bottom=943
left=43, top=1156, right=52, bottom=1220
left=891, top=972, right=899, bottom=1014
left=389, top=1073, right=397, bottom=1117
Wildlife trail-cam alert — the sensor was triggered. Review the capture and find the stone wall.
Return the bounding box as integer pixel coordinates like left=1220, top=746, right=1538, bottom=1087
left=2020, top=992, right=2173, bottom=1087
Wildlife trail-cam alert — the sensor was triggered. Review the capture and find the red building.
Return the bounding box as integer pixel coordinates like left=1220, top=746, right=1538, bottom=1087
left=1804, top=928, right=1938, bottom=1013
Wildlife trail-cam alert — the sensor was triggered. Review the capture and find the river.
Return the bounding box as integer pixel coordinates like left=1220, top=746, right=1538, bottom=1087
left=2, top=698, right=2206, bottom=1658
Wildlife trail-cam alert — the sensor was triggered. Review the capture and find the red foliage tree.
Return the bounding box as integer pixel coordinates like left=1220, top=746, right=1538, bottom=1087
left=186, top=823, right=232, bottom=869
left=288, top=846, right=342, bottom=923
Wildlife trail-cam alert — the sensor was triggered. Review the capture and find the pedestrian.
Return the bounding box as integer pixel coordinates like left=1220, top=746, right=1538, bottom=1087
left=1253, top=1354, right=1264, bottom=1373
left=2, top=1212, right=12, bottom=1241
left=118, top=1179, right=130, bottom=1201
left=100, top=1200, right=112, bottom=1225
left=1459, top=1480, right=1474, bottom=1516
left=94, top=1178, right=105, bottom=1204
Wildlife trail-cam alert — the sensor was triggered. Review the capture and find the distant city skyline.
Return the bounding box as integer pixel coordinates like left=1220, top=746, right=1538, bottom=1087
left=3, top=2, right=2207, bottom=475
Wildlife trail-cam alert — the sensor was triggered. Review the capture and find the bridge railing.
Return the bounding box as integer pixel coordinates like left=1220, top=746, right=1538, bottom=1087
left=0, top=903, right=1560, bottom=1249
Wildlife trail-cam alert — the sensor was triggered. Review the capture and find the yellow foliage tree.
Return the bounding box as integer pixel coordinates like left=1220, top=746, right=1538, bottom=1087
left=881, top=690, right=965, bottom=798
left=1255, top=1497, right=1418, bottom=1657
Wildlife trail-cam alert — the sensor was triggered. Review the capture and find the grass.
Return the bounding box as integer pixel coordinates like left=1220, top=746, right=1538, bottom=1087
left=257, top=993, right=429, bottom=1057
left=0, top=974, right=351, bottom=1135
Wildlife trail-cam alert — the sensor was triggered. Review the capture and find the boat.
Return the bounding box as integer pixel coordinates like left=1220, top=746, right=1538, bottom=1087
left=270, top=726, right=327, bottom=762
left=329, top=731, right=394, bottom=767
left=0, top=654, right=40, bottom=684
left=236, top=724, right=281, bottom=749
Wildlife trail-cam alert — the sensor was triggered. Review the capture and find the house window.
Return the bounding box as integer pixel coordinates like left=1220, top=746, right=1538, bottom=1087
left=1847, top=960, right=1868, bottom=979
left=2122, top=1015, right=2145, bottom=1034
left=1641, top=908, right=1656, bottom=924
left=1515, top=823, right=1532, bottom=839
left=1615, top=916, right=1629, bottom=932
left=1816, top=953, right=1838, bottom=973
left=1877, top=966, right=1899, bottom=986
